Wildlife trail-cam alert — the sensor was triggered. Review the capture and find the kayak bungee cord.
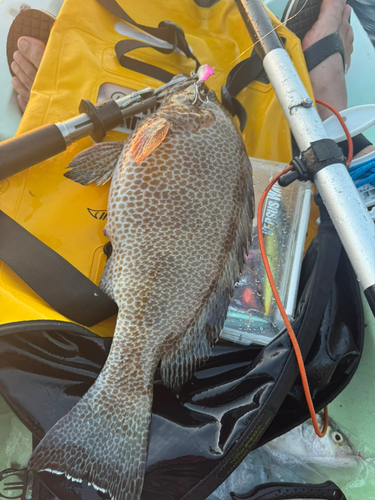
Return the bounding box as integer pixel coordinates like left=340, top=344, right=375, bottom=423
left=257, top=99, right=354, bottom=438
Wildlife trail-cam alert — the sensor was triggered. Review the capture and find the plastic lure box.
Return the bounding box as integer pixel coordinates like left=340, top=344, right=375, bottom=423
left=220, top=158, right=312, bottom=346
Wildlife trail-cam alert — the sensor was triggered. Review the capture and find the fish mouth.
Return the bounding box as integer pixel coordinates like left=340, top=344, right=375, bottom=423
left=155, top=74, right=197, bottom=100
left=159, top=73, right=217, bottom=108
left=154, top=74, right=193, bottom=98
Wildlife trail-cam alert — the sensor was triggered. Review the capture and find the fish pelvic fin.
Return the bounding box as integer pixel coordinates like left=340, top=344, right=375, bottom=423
left=64, top=141, right=124, bottom=185
left=131, top=116, right=170, bottom=164
left=29, top=363, right=154, bottom=500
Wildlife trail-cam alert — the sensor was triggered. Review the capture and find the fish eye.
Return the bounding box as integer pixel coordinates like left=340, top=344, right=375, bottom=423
left=331, top=431, right=344, bottom=445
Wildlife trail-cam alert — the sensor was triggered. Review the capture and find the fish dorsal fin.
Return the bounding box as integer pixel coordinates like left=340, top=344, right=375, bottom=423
left=160, top=324, right=215, bottom=390
left=64, top=141, right=124, bottom=185
left=131, top=116, right=170, bottom=164
left=161, top=175, right=254, bottom=390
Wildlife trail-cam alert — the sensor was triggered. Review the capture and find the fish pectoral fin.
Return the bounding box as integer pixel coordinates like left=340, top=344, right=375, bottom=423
left=131, top=117, right=170, bottom=164
left=64, top=141, right=124, bottom=185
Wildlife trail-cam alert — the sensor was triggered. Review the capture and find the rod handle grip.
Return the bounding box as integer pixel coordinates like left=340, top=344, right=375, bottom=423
left=0, top=124, right=66, bottom=180
left=230, top=481, right=346, bottom=500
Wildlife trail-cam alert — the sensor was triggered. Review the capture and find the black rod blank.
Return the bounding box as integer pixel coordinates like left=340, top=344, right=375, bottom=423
left=234, top=0, right=283, bottom=60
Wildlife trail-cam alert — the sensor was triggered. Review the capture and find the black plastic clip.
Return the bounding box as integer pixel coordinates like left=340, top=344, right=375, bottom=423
left=0, top=468, right=30, bottom=500
left=278, top=156, right=310, bottom=187
left=279, top=138, right=346, bottom=188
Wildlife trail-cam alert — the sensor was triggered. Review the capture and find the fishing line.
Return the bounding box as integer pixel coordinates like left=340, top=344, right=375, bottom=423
left=213, top=0, right=309, bottom=80
left=257, top=99, right=353, bottom=438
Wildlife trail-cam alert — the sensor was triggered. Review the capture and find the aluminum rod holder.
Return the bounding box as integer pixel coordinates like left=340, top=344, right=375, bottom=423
left=234, top=0, right=375, bottom=314
left=263, top=49, right=375, bottom=299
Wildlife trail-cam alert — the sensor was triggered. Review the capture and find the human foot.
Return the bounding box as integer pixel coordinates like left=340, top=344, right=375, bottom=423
left=302, top=0, right=353, bottom=121
left=11, top=36, right=46, bottom=113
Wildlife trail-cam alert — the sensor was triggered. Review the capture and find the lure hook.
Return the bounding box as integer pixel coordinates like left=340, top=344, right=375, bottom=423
left=191, top=81, right=210, bottom=105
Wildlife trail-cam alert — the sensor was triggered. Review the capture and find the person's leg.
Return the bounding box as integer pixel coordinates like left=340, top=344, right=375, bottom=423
left=11, top=36, right=46, bottom=112
left=301, top=0, right=374, bottom=157
left=302, top=0, right=353, bottom=120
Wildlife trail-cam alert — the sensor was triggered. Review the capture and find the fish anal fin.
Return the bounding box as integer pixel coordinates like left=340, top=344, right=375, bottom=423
left=131, top=117, right=170, bottom=164
left=64, top=141, right=124, bottom=186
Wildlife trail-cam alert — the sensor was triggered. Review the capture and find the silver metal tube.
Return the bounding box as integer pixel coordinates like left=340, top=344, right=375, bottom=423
left=263, top=49, right=375, bottom=292
left=56, top=115, right=94, bottom=146
left=315, top=164, right=375, bottom=289
left=263, top=50, right=327, bottom=149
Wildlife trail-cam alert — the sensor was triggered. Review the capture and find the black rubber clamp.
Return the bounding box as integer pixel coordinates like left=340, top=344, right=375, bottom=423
left=279, top=138, right=346, bottom=187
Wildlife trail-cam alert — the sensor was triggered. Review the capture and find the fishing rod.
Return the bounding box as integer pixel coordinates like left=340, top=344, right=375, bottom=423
left=0, top=76, right=186, bottom=181
left=234, top=0, right=375, bottom=317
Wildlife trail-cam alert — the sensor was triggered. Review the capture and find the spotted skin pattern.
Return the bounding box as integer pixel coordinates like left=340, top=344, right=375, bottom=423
left=29, top=76, right=254, bottom=500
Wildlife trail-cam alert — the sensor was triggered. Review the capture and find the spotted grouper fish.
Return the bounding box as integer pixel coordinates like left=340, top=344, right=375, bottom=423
left=29, top=73, right=254, bottom=500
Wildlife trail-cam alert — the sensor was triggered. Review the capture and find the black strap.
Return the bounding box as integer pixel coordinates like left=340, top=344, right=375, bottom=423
left=0, top=211, right=118, bottom=327
left=338, top=132, right=373, bottom=158
left=304, top=32, right=346, bottom=72
left=220, top=39, right=285, bottom=130
left=115, top=40, right=177, bottom=83
left=97, top=0, right=200, bottom=82
left=220, top=51, right=264, bottom=131
left=225, top=52, right=265, bottom=97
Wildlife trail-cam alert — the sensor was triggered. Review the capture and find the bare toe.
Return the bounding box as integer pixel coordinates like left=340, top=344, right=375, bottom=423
left=11, top=36, right=46, bottom=112
left=17, top=95, right=29, bottom=113
left=13, top=50, right=38, bottom=82
left=11, top=76, right=31, bottom=102
left=11, top=59, right=34, bottom=91
left=17, top=36, right=46, bottom=69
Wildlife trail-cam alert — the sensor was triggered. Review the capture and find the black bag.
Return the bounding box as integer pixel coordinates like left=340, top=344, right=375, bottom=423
left=0, top=195, right=364, bottom=500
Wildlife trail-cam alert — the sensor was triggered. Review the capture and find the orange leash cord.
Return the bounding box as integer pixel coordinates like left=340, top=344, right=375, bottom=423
left=316, top=99, right=353, bottom=166
left=257, top=99, right=353, bottom=437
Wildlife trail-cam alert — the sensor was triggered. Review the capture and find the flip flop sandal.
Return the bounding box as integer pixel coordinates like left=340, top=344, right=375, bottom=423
left=6, top=7, right=55, bottom=76
left=282, top=0, right=323, bottom=40
left=281, top=0, right=346, bottom=72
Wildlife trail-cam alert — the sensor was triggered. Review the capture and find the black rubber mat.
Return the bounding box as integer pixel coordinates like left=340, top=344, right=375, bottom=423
left=6, top=8, right=55, bottom=76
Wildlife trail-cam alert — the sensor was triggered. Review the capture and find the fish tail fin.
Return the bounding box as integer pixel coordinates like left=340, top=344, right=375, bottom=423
left=29, top=368, right=154, bottom=500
